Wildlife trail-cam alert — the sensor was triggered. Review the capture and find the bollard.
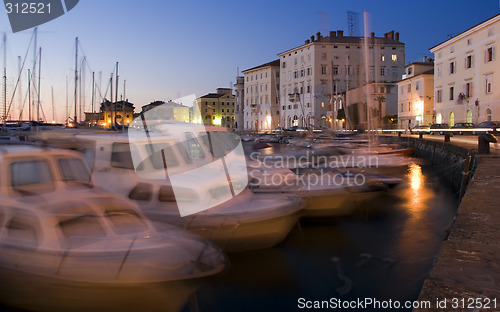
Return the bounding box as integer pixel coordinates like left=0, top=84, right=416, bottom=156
left=478, top=133, right=498, bottom=154
left=444, top=132, right=453, bottom=143
left=419, top=132, right=423, bottom=139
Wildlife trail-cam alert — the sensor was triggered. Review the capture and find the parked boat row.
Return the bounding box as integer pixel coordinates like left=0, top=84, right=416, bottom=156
left=0, top=122, right=412, bottom=311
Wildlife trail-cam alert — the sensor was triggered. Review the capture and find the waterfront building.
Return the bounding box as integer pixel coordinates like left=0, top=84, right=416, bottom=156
left=196, top=88, right=235, bottom=129
left=241, top=60, right=280, bottom=131
left=84, top=99, right=135, bottom=128
left=430, top=13, right=500, bottom=125
left=397, top=60, right=434, bottom=129
left=141, top=100, right=190, bottom=123
left=234, top=76, right=245, bottom=131
left=277, top=30, right=405, bottom=130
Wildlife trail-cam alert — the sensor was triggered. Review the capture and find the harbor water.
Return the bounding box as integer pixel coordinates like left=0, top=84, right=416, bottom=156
left=182, top=156, right=459, bottom=311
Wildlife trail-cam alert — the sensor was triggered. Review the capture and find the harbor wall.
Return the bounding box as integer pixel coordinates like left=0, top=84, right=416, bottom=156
left=393, top=137, right=500, bottom=311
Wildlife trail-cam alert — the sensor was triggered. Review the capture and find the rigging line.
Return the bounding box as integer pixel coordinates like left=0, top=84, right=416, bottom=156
left=17, top=81, right=30, bottom=120
left=6, top=31, right=35, bottom=116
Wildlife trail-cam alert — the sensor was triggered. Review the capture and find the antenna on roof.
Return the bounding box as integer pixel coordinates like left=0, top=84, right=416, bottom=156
left=347, top=11, right=359, bottom=36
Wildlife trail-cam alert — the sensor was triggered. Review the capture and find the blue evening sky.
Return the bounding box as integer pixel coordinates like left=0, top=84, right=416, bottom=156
left=0, top=0, right=499, bottom=121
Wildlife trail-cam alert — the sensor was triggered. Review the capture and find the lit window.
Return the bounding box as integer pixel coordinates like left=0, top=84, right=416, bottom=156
left=392, top=54, right=397, bottom=61
left=381, top=55, right=385, bottom=61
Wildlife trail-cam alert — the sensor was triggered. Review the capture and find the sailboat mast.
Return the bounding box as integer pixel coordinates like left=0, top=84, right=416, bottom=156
left=3, top=33, right=6, bottom=128
left=91, top=71, right=95, bottom=126
left=28, top=69, right=31, bottom=122
left=51, top=87, right=55, bottom=123
left=18, top=56, right=22, bottom=121
left=122, top=79, right=126, bottom=131
left=74, top=37, right=78, bottom=125
left=37, top=47, right=41, bottom=122
left=115, top=62, right=118, bottom=129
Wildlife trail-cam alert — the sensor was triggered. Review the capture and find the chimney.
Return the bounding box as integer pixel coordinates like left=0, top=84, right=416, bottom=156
left=329, top=31, right=336, bottom=37
left=370, top=32, right=375, bottom=38
left=388, top=30, right=395, bottom=39
left=305, top=39, right=310, bottom=44
left=316, top=32, right=322, bottom=41
left=310, top=35, right=315, bottom=42
left=395, top=32, right=399, bottom=41
left=384, top=33, right=388, bottom=38
left=337, top=30, right=343, bottom=37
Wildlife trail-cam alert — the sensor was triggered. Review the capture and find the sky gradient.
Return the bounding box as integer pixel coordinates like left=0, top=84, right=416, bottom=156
left=1, top=0, right=499, bottom=122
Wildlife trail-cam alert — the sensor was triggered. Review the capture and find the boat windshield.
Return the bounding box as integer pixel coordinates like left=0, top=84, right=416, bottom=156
left=59, top=214, right=107, bottom=248
left=10, top=159, right=55, bottom=193
left=57, top=157, right=92, bottom=187
left=105, top=210, right=148, bottom=235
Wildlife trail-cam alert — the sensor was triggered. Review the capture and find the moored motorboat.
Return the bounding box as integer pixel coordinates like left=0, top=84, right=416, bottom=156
left=248, top=163, right=388, bottom=218
left=0, top=144, right=225, bottom=311
left=73, top=123, right=304, bottom=252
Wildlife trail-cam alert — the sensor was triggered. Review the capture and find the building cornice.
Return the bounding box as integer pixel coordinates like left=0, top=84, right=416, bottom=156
left=430, top=13, right=500, bottom=52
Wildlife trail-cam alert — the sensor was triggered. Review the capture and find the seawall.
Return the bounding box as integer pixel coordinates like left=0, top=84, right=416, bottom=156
left=394, top=136, right=500, bottom=311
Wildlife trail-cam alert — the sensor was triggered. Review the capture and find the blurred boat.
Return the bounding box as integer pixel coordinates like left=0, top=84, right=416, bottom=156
left=0, top=144, right=225, bottom=311
left=248, top=163, right=388, bottom=218
left=73, top=123, right=304, bottom=252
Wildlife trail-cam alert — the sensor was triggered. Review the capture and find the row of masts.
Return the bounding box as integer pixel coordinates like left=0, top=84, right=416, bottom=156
left=1, top=30, right=124, bottom=128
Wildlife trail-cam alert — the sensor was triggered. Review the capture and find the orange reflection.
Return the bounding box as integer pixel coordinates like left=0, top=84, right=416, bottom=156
left=409, top=163, right=423, bottom=192
left=407, top=163, right=426, bottom=214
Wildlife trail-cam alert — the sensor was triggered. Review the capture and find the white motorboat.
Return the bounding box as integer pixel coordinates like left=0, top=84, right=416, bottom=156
left=0, top=144, right=225, bottom=312
left=73, top=123, right=304, bottom=252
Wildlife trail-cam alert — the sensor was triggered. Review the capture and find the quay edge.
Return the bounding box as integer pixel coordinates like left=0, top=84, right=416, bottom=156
left=395, top=136, right=500, bottom=311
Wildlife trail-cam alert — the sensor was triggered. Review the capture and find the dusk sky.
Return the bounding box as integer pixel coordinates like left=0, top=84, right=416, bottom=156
left=1, top=0, right=499, bottom=122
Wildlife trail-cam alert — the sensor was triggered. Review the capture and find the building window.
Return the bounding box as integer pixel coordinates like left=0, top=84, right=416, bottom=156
left=466, top=54, right=473, bottom=69
left=392, top=67, right=397, bottom=75
left=282, top=62, right=286, bottom=68
left=465, top=82, right=472, bottom=98
left=300, top=69, right=304, bottom=77
left=486, top=46, right=495, bottom=62
left=380, top=67, right=386, bottom=76
left=416, top=81, right=420, bottom=90
left=467, top=38, right=472, bottom=45
left=486, top=75, right=493, bottom=94
left=407, top=84, right=411, bottom=93
left=294, top=71, right=298, bottom=78
left=449, top=61, right=456, bottom=74
left=321, top=66, right=327, bottom=75
left=437, top=65, right=442, bottom=78
left=333, top=66, right=339, bottom=75
left=436, top=89, right=442, bottom=103
left=450, top=46, right=455, bottom=53
left=392, top=54, right=397, bottom=62
left=307, top=85, right=310, bottom=93
left=400, top=103, right=404, bottom=112
left=449, top=86, right=454, bottom=100
left=307, top=68, right=311, bottom=75
left=488, top=27, right=494, bottom=37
